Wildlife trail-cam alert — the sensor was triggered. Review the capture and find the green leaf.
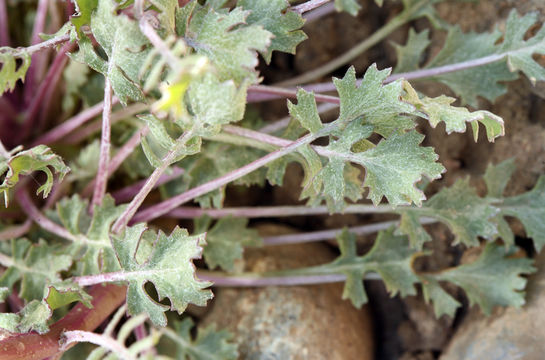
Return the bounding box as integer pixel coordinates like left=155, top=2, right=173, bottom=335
left=68, top=140, right=100, bottom=182
left=326, top=228, right=420, bottom=307
left=397, top=179, right=499, bottom=248
left=354, top=131, right=444, bottom=206
left=484, top=158, right=516, bottom=198
left=44, top=281, right=92, bottom=310
left=0, top=145, right=70, bottom=207
left=334, top=65, right=415, bottom=137
left=432, top=243, right=535, bottom=315
left=501, top=176, right=545, bottom=251
left=334, top=0, right=361, bottom=16
left=237, top=0, right=307, bottom=63
left=404, top=10, right=545, bottom=106
left=56, top=195, right=125, bottom=275
left=72, top=0, right=149, bottom=104
left=184, top=5, right=273, bottom=83
left=187, top=73, right=248, bottom=127
left=195, top=216, right=262, bottom=271
left=112, top=224, right=213, bottom=327
left=71, top=0, right=98, bottom=33
left=287, top=89, right=323, bottom=134
left=0, top=300, right=52, bottom=334
left=165, top=143, right=266, bottom=208
left=393, top=28, right=431, bottom=73
left=170, top=318, right=239, bottom=360
left=0, top=51, right=31, bottom=95
left=0, top=239, right=72, bottom=302
left=402, top=81, right=504, bottom=142
left=420, top=278, right=461, bottom=318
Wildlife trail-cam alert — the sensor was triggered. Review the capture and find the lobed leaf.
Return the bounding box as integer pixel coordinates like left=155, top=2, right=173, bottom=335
left=0, top=51, right=31, bottom=95
left=112, top=224, right=213, bottom=327
left=0, top=145, right=70, bottom=207
left=170, top=318, right=239, bottom=360
left=238, top=0, right=307, bottom=63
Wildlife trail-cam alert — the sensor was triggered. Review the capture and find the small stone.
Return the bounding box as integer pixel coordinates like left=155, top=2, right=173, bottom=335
left=199, top=224, right=374, bottom=360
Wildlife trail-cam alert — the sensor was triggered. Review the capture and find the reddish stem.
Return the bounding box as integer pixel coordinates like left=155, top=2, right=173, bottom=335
left=0, top=284, right=126, bottom=360
left=24, top=0, right=50, bottom=105
left=292, top=0, right=331, bottom=14
left=247, top=84, right=339, bottom=104
left=0, top=0, right=10, bottom=46
left=112, top=167, right=184, bottom=203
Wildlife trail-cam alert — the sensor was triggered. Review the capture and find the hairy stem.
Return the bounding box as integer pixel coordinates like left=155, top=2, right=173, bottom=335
left=0, top=0, right=9, bottom=46
left=83, top=126, right=149, bottom=198
left=292, top=0, right=331, bottom=14
left=131, top=124, right=334, bottom=224
left=168, top=204, right=394, bottom=219
left=92, top=78, right=114, bottom=208
left=61, top=331, right=136, bottom=360
left=0, top=220, right=32, bottom=242
left=259, top=102, right=338, bottom=134
left=2, top=34, right=71, bottom=58
left=64, top=103, right=148, bottom=145
left=247, top=84, right=339, bottom=104
left=112, top=167, right=184, bottom=203
left=0, top=284, right=126, bottom=360
left=16, top=188, right=79, bottom=243
left=112, top=129, right=196, bottom=233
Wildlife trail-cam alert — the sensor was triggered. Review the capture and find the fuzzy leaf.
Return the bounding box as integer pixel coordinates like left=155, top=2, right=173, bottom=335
left=72, top=0, right=149, bottom=104
left=432, top=243, right=535, bottom=315
left=0, top=300, right=52, bottom=334
left=238, top=0, right=307, bottom=63
left=334, top=66, right=415, bottom=137
left=195, top=216, right=262, bottom=271
left=184, top=5, right=273, bottom=83
left=171, top=318, right=239, bottom=360
left=354, top=131, right=444, bottom=206
left=56, top=195, right=125, bottom=275
left=402, top=81, right=504, bottom=142
left=187, top=73, right=248, bottom=127
left=112, top=224, right=213, bottom=327
left=0, top=145, right=69, bottom=207
left=0, top=239, right=72, bottom=302
left=287, top=89, right=323, bottom=134
left=501, top=176, right=545, bottom=251
left=334, top=0, right=361, bottom=16
left=393, top=28, right=431, bottom=73
left=484, top=158, right=516, bottom=198
left=330, top=228, right=419, bottom=307
left=0, top=51, right=31, bottom=95
left=398, top=179, right=499, bottom=248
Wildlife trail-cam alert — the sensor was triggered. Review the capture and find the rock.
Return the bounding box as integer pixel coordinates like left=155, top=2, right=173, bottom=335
left=199, top=224, right=374, bottom=360
left=440, top=251, right=545, bottom=360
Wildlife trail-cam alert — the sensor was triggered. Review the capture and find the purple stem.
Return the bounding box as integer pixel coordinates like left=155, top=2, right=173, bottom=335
left=6, top=34, right=71, bottom=57
left=32, top=101, right=108, bottom=146
left=83, top=126, right=149, bottom=198
left=259, top=102, right=338, bottom=134
left=112, top=129, right=197, bottom=233
left=0, top=220, right=32, bottom=242
left=16, top=188, right=79, bottom=242
left=247, top=84, right=339, bottom=104
left=292, top=0, right=331, bottom=14
left=24, top=0, right=50, bottom=106
left=0, top=0, right=10, bottom=46
left=23, top=42, right=72, bottom=141
left=168, top=204, right=393, bottom=219
left=112, top=167, right=184, bottom=203
left=198, top=272, right=347, bottom=287
left=303, top=2, right=336, bottom=23
left=130, top=128, right=322, bottom=224
left=63, top=103, right=147, bottom=145
left=263, top=218, right=437, bottom=245
left=92, top=78, right=113, bottom=208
